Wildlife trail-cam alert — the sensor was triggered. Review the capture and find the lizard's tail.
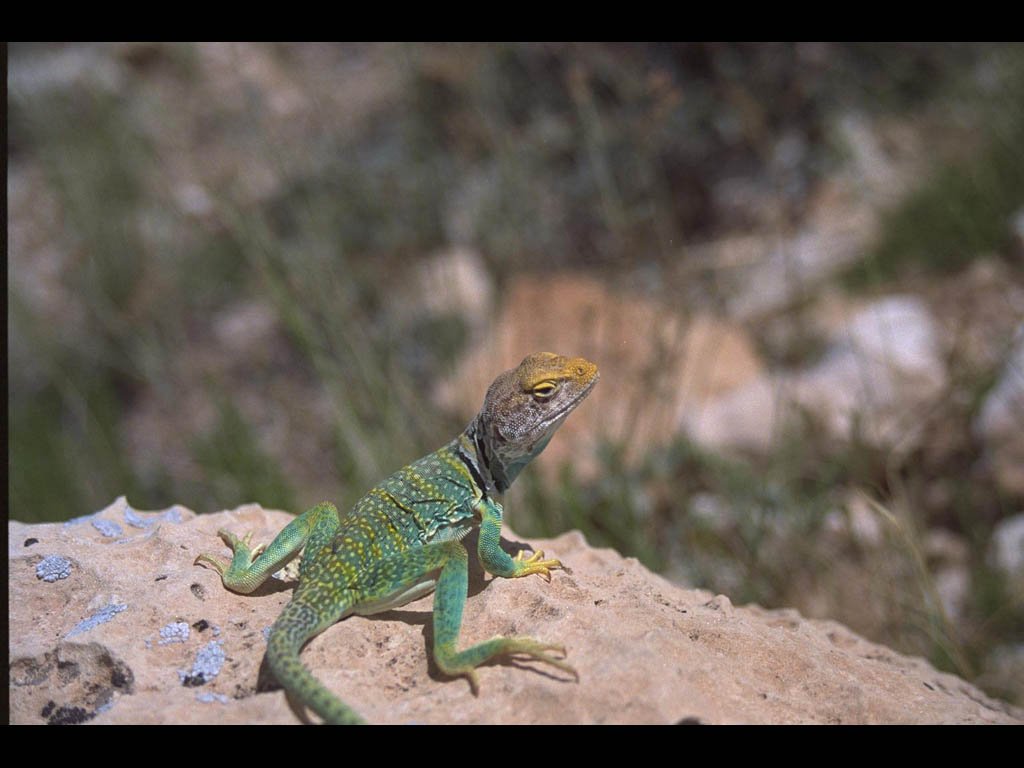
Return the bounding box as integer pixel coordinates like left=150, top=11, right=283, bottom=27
left=267, top=597, right=364, bottom=725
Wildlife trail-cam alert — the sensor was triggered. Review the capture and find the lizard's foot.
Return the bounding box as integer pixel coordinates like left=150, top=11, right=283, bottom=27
left=436, top=637, right=579, bottom=695
left=502, top=638, right=579, bottom=681
left=217, top=528, right=258, bottom=555
left=512, top=549, right=563, bottom=582
left=194, top=529, right=263, bottom=589
left=193, top=552, right=228, bottom=576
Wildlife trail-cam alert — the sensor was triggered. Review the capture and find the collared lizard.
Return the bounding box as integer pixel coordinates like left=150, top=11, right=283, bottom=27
left=195, top=352, right=599, bottom=724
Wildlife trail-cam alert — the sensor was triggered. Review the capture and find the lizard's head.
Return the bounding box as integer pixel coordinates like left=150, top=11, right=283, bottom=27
left=474, top=352, right=599, bottom=491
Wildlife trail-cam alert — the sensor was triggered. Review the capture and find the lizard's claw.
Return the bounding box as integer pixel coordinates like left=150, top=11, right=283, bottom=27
left=194, top=552, right=228, bottom=575
left=440, top=638, right=577, bottom=696
left=216, top=528, right=252, bottom=550
left=513, top=549, right=563, bottom=582
left=505, top=639, right=579, bottom=681
left=464, top=669, right=482, bottom=696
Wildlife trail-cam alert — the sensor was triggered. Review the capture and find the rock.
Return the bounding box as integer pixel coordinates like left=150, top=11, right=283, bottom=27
left=974, top=328, right=1024, bottom=495
left=685, top=295, right=947, bottom=453
left=978, top=644, right=1024, bottom=706
left=924, top=527, right=972, bottom=626
left=924, top=528, right=970, bottom=566
left=990, top=513, right=1024, bottom=577
left=1012, top=207, right=1024, bottom=251
left=212, top=300, right=280, bottom=359
left=683, top=215, right=874, bottom=322
left=392, top=247, right=496, bottom=343
left=926, top=259, right=1024, bottom=375
left=172, top=182, right=215, bottom=220
left=933, top=568, right=971, bottom=627
left=7, top=43, right=123, bottom=98
left=796, top=294, right=946, bottom=446
left=841, top=295, right=943, bottom=374
left=684, top=375, right=787, bottom=453
left=9, top=498, right=1020, bottom=724
left=834, top=113, right=913, bottom=204
left=726, top=226, right=871, bottom=319
left=823, top=493, right=884, bottom=548
left=437, top=274, right=764, bottom=479
left=683, top=113, right=925, bottom=322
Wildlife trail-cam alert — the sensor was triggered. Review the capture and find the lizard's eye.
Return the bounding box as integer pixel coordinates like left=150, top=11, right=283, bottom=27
left=531, top=382, right=558, bottom=399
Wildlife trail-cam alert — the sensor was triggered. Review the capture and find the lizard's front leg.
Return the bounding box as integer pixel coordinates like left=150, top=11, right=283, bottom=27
left=475, top=496, right=564, bottom=581
left=425, top=496, right=580, bottom=689
left=195, top=501, right=340, bottom=594
left=350, top=538, right=577, bottom=694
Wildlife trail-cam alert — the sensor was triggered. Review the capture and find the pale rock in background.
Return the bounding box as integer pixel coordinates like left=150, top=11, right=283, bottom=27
left=684, top=295, right=947, bottom=454
left=974, top=328, right=1024, bottom=495
left=990, top=513, right=1024, bottom=583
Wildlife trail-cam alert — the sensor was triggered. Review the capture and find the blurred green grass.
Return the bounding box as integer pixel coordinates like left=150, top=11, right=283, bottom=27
left=846, top=117, right=1024, bottom=287
left=8, top=42, right=1024, bottom=703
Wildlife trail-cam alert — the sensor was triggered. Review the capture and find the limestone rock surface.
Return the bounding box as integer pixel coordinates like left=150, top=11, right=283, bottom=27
left=974, top=327, right=1024, bottom=495
left=9, top=498, right=1020, bottom=725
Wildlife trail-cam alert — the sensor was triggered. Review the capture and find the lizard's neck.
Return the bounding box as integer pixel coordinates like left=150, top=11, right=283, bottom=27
left=463, top=413, right=554, bottom=495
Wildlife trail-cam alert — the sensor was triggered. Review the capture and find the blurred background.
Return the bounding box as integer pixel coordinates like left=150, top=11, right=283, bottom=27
left=8, top=42, right=1023, bottom=704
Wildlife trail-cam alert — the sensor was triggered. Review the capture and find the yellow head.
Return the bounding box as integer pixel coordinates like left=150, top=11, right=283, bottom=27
left=476, top=352, right=599, bottom=491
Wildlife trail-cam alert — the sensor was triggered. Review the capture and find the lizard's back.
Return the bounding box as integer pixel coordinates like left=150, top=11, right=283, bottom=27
left=298, top=438, right=481, bottom=593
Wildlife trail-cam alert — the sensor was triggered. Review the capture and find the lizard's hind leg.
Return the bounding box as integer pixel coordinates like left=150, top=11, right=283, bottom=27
left=195, top=501, right=341, bottom=594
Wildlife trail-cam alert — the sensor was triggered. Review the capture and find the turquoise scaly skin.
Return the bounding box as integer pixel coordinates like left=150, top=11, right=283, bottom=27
left=196, top=352, right=600, bottom=724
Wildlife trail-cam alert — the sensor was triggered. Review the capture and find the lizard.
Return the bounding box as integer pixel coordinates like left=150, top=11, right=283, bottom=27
left=195, top=351, right=599, bottom=724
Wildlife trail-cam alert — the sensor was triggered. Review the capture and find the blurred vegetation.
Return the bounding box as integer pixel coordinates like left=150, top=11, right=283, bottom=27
left=8, top=43, right=1024, bottom=704
left=846, top=111, right=1024, bottom=287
